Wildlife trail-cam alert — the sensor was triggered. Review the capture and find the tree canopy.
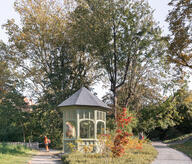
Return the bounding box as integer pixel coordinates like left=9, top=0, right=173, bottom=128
left=167, top=0, right=192, bottom=69
left=68, top=0, right=169, bottom=117
left=3, top=0, right=94, bottom=104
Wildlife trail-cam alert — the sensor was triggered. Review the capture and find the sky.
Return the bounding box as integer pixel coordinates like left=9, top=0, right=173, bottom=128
left=0, top=0, right=172, bottom=98
left=147, top=0, right=171, bottom=35
left=0, top=0, right=171, bottom=43
left=0, top=0, right=20, bottom=43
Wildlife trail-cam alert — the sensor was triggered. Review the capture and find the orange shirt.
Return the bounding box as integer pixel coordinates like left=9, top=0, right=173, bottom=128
left=44, top=137, right=48, bottom=144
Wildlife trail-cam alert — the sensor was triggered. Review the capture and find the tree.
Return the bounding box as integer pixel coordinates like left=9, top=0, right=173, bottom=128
left=3, top=0, right=96, bottom=145
left=0, top=41, right=30, bottom=142
left=3, top=0, right=94, bottom=103
left=103, top=64, right=169, bottom=112
left=117, top=82, right=162, bottom=111
left=166, top=0, right=192, bottom=68
left=0, top=89, right=30, bottom=142
left=138, top=86, right=192, bottom=135
left=0, top=41, right=10, bottom=95
left=69, top=0, right=167, bottom=117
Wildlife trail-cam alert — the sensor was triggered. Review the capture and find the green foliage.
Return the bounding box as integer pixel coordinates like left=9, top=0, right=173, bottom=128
left=106, top=117, right=116, bottom=132
left=0, top=143, right=30, bottom=155
left=0, top=88, right=30, bottom=142
left=138, top=87, right=192, bottom=139
left=164, top=127, right=183, bottom=140
left=28, top=104, right=63, bottom=148
left=164, top=132, right=192, bottom=144
left=0, top=45, right=30, bottom=142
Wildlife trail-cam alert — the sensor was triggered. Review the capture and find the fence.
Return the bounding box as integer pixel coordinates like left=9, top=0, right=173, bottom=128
left=0, top=142, right=39, bottom=149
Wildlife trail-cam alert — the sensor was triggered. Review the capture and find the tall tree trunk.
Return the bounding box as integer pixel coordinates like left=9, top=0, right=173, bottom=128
left=113, top=88, right=118, bottom=119
left=20, top=121, right=26, bottom=143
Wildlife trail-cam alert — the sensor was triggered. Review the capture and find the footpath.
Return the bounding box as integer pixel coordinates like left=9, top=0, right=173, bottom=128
left=28, top=149, right=62, bottom=164
left=152, top=142, right=192, bottom=164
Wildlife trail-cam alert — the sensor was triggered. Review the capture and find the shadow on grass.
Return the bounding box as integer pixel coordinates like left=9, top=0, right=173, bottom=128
left=0, top=143, right=29, bottom=155
left=61, top=154, right=70, bottom=164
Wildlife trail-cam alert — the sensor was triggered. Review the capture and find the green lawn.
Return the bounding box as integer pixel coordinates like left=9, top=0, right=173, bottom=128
left=0, top=143, right=36, bottom=164
left=62, top=143, right=157, bottom=164
left=170, top=141, right=192, bottom=159
left=164, top=133, right=192, bottom=144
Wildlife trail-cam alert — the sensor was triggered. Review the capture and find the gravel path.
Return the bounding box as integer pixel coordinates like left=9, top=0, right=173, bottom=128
left=28, top=150, right=62, bottom=164
left=152, top=142, right=192, bottom=164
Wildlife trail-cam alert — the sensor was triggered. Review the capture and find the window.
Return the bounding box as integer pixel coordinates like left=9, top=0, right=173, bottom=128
left=99, top=111, right=101, bottom=120
left=97, top=121, right=105, bottom=135
left=85, top=111, right=89, bottom=119
left=65, top=111, right=76, bottom=120
left=79, top=110, right=94, bottom=120
left=72, top=111, right=76, bottom=119
left=65, top=111, right=68, bottom=120
left=65, top=121, right=76, bottom=139
left=102, top=112, right=105, bottom=120
left=97, top=111, right=99, bottom=119
left=104, top=112, right=106, bottom=121
left=80, top=120, right=94, bottom=138
left=79, top=111, right=83, bottom=119
left=97, top=111, right=106, bottom=120
left=90, top=111, right=94, bottom=119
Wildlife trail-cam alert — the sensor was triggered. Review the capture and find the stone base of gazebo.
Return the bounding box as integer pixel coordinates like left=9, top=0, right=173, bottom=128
left=64, top=139, right=104, bottom=153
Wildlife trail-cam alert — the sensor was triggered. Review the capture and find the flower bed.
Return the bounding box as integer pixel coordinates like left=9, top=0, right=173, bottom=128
left=62, top=143, right=157, bottom=164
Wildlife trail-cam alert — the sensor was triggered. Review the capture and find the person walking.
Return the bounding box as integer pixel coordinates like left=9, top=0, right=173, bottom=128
left=139, top=132, right=144, bottom=140
left=44, top=136, right=49, bottom=152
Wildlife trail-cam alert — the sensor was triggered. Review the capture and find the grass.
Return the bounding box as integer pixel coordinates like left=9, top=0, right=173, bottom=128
left=170, top=141, right=192, bottom=159
left=164, top=133, right=192, bottom=143
left=0, top=143, right=36, bottom=164
left=62, top=143, right=157, bottom=164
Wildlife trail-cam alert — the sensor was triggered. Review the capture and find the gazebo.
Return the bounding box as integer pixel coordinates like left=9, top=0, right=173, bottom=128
left=57, top=87, right=110, bottom=153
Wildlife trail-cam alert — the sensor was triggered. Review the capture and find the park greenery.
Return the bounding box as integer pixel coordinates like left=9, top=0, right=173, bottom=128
left=0, top=143, right=36, bottom=164
left=0, top=0, right=192, bottom=157
left=164, top=132, right=192, bottom=143
left=170, top=140, right=192, bottom=159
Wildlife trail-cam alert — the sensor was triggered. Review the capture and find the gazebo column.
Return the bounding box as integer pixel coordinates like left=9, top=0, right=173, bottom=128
left=104, top=113, right=106, bottom=134
left=94, top=110, right=97, bottom=139
left=76, top=110, right=80, bottom=150
left=63, top=111, right=65, bottom=152
left=77, top=110, right=80, bottom=138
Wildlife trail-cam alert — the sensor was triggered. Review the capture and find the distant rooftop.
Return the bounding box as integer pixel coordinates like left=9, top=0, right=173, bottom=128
left=58, top=87, right=110, bottom=110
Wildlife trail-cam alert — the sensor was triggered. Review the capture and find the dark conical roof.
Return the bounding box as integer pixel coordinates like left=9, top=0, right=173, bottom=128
left=58, top=87, right=110, bottom=110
